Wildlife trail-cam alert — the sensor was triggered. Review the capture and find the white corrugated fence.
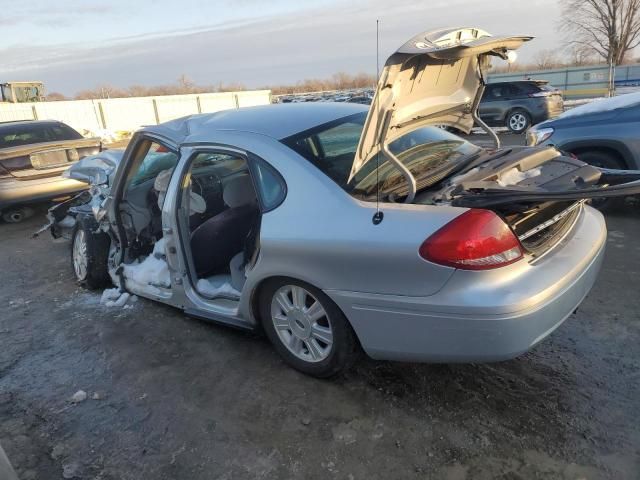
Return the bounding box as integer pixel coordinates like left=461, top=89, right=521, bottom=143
left=0, top=90, right=272, bottom=134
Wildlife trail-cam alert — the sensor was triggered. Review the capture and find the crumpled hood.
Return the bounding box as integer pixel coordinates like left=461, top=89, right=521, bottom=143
left=63, top=149, right=125, bottom=187
left=350, top=27, right=532, bottom=181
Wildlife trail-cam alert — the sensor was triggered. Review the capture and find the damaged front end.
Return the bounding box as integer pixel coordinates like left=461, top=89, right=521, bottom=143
left=34, top=151, right=123, bottom=239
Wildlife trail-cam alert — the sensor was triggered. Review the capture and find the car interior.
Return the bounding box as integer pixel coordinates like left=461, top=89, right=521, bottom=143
left=118, top=141, right=260, bottom=300
left=185, top=152, right=260, bottom=298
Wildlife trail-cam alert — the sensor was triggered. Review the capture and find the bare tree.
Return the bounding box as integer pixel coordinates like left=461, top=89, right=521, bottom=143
left=45, top=92, right=68, bottom=101
left=533, top=49, right=562, bottom=69
left=561, top=0, right=640, bottom=65
left=566, top=44, right=598, bottom=65
left=176, top=74, right=196, bottom=93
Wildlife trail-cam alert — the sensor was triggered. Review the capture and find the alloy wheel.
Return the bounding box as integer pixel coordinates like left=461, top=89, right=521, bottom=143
left=72, top=229, right=89, bottom=281
left=509, top=113, right=528, bottom=132
left=270, top=285, right=334, bottom=363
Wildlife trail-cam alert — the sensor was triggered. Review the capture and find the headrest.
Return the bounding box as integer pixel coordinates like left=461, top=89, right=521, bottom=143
left=223, top=174, right=256, bottom=208
left=154, top=168, right=205, bottom=214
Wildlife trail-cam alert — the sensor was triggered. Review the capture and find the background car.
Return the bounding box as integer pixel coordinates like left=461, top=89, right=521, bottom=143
left=478, top=80, right=564, bottom=134
left=0, top=120, right=101, bottom=223
left=526, top=91, right=640, bottom=210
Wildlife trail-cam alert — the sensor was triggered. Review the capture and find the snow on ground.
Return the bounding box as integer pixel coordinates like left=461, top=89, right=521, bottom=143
left=497, top=167, right=541, bottom=187
left=81, top=129, right=132, bottom=144
left=563, top=98, right=595, bottom=107
left=197, top=275, right=241, bottom=298
left=100, top=288, right=138, bottom=308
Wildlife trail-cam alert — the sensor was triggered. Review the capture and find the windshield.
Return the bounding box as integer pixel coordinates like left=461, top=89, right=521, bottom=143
left=282, top=112, right=481, bottom=200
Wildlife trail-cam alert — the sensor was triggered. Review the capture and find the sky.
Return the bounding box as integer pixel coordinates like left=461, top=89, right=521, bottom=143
left=1, top=0, right=563, bottom=95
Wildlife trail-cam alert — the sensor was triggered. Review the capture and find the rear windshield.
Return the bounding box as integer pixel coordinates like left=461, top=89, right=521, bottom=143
left=538, top=83, right=558, bottom=92
left=0, top=122, right=83, bottom=149
left=282, top=112, right=481, bottom=200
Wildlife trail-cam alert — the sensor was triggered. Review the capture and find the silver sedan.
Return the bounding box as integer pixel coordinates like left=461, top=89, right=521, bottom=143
left=50, top=28, right=640, bottom=377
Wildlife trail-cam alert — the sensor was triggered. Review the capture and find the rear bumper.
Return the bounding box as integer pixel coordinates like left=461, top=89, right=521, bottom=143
left=0, top=175, right=87, bottom=210
left=530, top=99, right=564, bottom=124
left=326, top=206, right=606, bottom=362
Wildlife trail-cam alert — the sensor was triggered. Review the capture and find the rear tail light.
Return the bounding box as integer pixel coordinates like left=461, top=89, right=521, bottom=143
left=0, top=163, right=10, bottom=178
left=0, top=155, right=30, bottom=171
left=67, top=148, right=79, bottom=162
left=419, top=209, right=524, bottom=270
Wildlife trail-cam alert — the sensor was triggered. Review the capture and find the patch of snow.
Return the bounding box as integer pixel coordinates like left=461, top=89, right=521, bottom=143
left=81, top=128, right=132, bottom=144
left=560, top=91, right=640, bottom=119
left=122, top=238, right=171, bottom=295
left=497, top=167, right=542, bottom=187
left=70, top=390, right=87, bottom=403
left=197, top=275, right=241, bottom=298
left=563, top=98, right=596, bottom=108
left=470, top=126, right=509, bottom=135
left=100, top=287, right=137, bottom=308
left=100, top=288, right=121, bottom=305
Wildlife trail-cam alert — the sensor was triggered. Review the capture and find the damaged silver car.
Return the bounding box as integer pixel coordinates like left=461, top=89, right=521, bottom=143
left=45, top=28, right=640, bottom=377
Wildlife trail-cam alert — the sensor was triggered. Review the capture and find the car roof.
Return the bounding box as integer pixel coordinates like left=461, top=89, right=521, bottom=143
left=489, top=80, right=549, bottom=85
left=0, top=119, right=66, bottom=129
left=142, top=102, right=368, bottom=144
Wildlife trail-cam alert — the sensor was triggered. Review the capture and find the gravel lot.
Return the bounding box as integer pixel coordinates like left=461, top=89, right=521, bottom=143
left=1, top=134, right=639, bottom=479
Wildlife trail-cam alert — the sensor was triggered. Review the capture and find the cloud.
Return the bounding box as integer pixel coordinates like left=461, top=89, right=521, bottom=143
left=0, top=16, right=22, bottom=26
left=1, top=2, right=115, bottom=27
left=2, top=0, right=561, bottom=94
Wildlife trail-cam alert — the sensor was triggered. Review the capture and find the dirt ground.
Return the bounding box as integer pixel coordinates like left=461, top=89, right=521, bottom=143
left=1, top=149, right=639, bottom=478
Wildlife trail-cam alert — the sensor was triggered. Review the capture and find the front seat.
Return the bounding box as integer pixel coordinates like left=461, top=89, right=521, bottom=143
left=190, top=174, right=259, bottom=277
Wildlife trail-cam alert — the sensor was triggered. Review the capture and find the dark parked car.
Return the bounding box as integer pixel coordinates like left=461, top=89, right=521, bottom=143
left=527, top=91, right=640, bottom=210
left=0, top=120, right=101, bottom=222
left=479, top=80, right=564, bottom=134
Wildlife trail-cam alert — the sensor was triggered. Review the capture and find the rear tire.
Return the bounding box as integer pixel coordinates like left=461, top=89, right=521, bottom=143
left=71, top=217, right=111, bottom=290
left=573, top=150, right=626, bottom=212
left=506, top=109, right=531, bottom=134
left=259, top=278, right=360, bottom=378
left=2, top=207, right=35, bottom=223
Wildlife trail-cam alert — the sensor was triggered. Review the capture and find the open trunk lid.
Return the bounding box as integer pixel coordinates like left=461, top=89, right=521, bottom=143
left=343, top=26, right=640, bottom=258
left=349, top=27, right=532, bottom=182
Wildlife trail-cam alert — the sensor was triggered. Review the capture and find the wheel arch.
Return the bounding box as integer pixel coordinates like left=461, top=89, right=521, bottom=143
left=558, top=140, right=635, bottom=169
left=248, top=275, right=363, bottom=346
